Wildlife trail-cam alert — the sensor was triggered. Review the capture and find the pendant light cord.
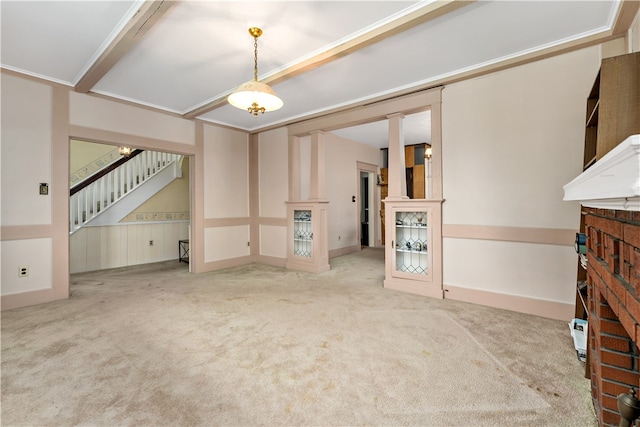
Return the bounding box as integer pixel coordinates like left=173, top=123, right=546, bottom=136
left=253, top=36, right=259, bottom=82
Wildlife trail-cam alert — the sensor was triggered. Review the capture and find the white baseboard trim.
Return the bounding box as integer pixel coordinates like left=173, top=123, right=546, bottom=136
left=444, top=284, right=574, bottom=321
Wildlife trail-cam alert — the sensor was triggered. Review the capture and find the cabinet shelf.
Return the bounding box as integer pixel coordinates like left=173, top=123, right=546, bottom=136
left=577, top=281, right=588, bottom=315
left=396, top=248, right=428, bottom=255
left=586, top=99, right=599, bottom=127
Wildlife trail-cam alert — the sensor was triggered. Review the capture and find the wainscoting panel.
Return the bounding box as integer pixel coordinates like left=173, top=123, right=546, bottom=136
left=70, top=222, right=189, bottom=273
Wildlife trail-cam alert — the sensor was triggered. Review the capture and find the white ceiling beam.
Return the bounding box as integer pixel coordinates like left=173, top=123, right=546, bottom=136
left=74, top=0, right=176, bottom=93
left=182, top=0, right=474, bottom=120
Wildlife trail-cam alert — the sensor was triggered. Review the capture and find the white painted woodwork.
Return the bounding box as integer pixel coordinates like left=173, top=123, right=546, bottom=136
left=563, top=134, right=640, bottom=211
left=69, top=222, right=189, bottom=274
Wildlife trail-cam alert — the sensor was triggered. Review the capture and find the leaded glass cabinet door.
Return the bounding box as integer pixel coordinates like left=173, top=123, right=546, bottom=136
left=286, top=201, right=330, bottom=274
left=293, top=209, right=312, bottom=258
left=384, top=200, right=443, bottom=299
left=394, top=210, right=428, bottom=275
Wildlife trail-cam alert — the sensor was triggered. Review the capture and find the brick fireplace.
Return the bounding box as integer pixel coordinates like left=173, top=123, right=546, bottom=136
left=563, top=134, right=640, bottom=426
left=585, top=208, right=640, bottom=426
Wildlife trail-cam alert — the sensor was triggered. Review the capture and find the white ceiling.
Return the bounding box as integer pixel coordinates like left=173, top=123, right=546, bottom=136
left=0, top=1, right=626, bottom=148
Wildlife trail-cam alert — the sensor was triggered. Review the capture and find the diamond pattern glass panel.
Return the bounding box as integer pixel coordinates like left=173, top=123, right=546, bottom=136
left=294, top=210, right=312, bottom=257
left=395, top=211, right=428, bottom=274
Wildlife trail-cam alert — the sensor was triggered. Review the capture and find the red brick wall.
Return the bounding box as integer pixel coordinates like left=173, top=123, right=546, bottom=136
left=585, top=208, right=640, bottom=426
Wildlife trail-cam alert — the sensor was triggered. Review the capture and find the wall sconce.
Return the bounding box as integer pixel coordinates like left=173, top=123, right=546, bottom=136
left=425, top=147, right=433, bottom=159
left=118, top=146, right=132, bottom=157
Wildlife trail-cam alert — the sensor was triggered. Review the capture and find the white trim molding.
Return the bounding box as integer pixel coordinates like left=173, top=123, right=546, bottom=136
left=563, top=134, right=640, bottom=211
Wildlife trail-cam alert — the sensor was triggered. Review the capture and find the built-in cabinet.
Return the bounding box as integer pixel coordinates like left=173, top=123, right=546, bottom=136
left=285, top=201, right=330, bottom=273
left=384, top=199, right=443, bottom=298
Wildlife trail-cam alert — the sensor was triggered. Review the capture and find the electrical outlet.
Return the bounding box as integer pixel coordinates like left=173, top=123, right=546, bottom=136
left=149, top=240, right=154, bottom=246
left=19, top=266, right=29, bottom=277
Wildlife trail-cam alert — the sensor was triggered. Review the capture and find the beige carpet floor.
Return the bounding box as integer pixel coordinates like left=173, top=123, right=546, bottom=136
left=1, top=248, right=595, bottom=426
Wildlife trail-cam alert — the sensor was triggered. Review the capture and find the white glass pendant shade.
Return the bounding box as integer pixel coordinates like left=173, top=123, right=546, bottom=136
left=227, top=80, right=283, bottom=113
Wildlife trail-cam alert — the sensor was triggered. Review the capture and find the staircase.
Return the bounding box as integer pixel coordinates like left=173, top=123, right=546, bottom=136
left=70, top=150, right=183, bottom=234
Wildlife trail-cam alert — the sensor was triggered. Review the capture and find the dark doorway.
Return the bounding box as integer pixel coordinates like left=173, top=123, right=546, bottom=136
left=360, top=172, right=369, bottom=246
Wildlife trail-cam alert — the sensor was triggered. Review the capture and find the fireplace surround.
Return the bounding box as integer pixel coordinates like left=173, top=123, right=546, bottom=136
left=585, top=207, right=640, bottom=426
left=564, top=134, right=640, bottom=426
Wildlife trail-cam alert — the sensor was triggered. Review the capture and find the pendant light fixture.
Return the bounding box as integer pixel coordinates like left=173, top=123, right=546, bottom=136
left=227, top=27, right=283, bottom=116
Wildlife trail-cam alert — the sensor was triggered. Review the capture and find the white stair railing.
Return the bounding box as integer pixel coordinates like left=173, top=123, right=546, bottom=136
left=70, top=151, right=182, bottom=233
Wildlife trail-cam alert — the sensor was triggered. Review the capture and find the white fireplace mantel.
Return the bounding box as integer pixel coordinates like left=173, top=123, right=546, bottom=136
left=563, top=134, right=640, bottom=211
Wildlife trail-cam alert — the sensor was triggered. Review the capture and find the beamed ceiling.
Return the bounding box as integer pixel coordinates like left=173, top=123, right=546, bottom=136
left=1, top=1, right=637, bottom=148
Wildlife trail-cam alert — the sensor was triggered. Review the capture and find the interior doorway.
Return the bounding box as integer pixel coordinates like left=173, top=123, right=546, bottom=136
left=68, top=139, right=192, bottom=274
left=360, top=171, right=370, bottom=246
left=358, top=168, right=375, bottom=247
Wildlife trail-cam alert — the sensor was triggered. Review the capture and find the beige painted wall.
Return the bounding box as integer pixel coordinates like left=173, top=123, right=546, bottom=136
left=258, top=128, right=288, bottom=260
left=201, top=123, right=251, bottom=264
left=325, top=133, right=380, bottom=251
left=70, top=139, right=117, bottom=178
left=1, top=74, right=53, bottom=227
left=1, top=74, right=55, bottom=298
left=258, top=128, right=288, bottom=218
left=69, top=92, right=195, bottom=146
left=441, top=45, right=601, bottom=317
left=203, top=124, right=248, bottom=219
